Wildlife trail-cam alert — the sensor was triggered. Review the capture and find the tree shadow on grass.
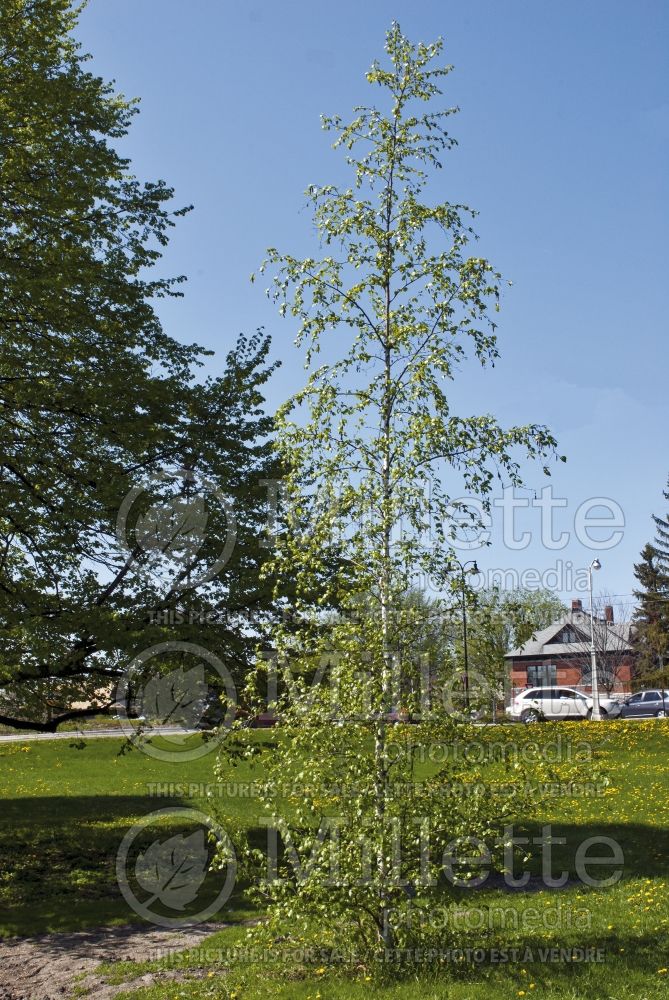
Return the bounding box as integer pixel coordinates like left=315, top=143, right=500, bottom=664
left=502, top=821, right=669, bottom=882
left=0, top=795, right=257, bottom=938
left=374, top=927, right=669, bottom=999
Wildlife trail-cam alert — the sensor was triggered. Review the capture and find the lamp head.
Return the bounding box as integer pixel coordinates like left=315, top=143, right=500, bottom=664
left=591, top=558, right=601, bottom=571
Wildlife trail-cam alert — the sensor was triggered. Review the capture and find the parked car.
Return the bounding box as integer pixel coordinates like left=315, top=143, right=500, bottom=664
left=505, top=686, right=622, bottom=723
left=619, top=690, right=669, bottom=719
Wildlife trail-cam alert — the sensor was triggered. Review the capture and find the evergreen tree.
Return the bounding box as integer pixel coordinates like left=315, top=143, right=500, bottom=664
left=632, top=542, right=669, bottom=683
left=652, top=476, right=669, bottom=569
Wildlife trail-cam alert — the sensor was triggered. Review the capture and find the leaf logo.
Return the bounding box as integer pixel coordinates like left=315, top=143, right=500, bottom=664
left=135, top=496, right=208, bottom=556
left=135, top=830, right=209, bottom=911
left=139, top=665, right=208, bottom=729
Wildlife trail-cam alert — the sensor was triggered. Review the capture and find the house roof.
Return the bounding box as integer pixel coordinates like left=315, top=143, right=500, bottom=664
left=505, top=611, right=633, bottom=660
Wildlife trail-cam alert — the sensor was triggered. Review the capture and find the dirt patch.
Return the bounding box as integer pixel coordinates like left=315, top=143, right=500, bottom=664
left=0, top=921, right=228, bottom=1000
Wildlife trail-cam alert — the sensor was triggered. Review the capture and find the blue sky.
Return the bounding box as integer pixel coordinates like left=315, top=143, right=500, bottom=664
left=76, top=0, right=668, bottom=609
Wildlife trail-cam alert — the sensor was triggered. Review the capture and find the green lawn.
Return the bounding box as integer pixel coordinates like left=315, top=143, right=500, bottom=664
left=0, top=731, right=278, bottom=935
left=2, top=721, right=669, bottom=998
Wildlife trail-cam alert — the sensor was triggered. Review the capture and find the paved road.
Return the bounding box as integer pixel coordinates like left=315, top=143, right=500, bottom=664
left=0, top=719, right=502, bottom=743
left=0, top=726, right=199, bottom=743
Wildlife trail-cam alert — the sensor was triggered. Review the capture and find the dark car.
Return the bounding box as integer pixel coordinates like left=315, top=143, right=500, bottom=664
left=619, top=689, right=669, bottom=719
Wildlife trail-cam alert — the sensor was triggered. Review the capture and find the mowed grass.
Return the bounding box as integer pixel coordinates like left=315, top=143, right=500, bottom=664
left=0, top=731, right=278, bottom=936
left=1, top=721, right=669, bottom=998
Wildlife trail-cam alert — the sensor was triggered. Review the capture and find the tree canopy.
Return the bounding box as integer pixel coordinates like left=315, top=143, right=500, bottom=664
left=0, top=0, right=280, bottom=729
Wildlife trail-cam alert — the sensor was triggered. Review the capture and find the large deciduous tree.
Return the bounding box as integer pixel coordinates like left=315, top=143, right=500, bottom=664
left=465, top=587, right=566, bottom=711
left=0, top=0, right=279, bottom=729
left=219, top=24, right=569, bottom=959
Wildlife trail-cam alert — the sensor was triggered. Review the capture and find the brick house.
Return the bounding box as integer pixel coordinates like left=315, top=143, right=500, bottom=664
left=505, top=599, right=634, bottom=696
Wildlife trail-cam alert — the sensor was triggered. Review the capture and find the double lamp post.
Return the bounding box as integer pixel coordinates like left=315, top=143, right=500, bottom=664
left=448, top=556, right=604, bottom=721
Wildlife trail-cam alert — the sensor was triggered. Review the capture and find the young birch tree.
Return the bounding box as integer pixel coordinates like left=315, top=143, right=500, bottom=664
left=220, top=24, right=570, bottom=960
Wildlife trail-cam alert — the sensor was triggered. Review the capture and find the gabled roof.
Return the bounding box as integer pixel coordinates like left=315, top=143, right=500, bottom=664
left=505, top=612, right=633, bottom=659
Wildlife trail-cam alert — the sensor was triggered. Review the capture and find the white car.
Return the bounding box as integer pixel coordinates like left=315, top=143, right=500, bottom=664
left=506, top=686, right=621, bottom=723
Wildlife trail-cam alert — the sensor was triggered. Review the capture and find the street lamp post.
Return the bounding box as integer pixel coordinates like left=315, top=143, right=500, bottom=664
left=448, top=558, right=478, bottom=713
left=588, top=558, right=602, bottom=721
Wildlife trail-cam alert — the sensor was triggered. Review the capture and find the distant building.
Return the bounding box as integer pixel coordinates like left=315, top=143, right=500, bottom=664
left=505, top=599, right=634, bottom=695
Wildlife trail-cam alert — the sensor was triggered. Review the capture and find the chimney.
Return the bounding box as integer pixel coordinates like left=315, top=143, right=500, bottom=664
left=571, top=599, right=583, bottom=613
left=605, top=605, right=614, bottom=624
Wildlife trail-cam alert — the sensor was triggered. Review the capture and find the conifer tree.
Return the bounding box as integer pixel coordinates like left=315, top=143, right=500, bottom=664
left=632, top=541, right=669, bottom=683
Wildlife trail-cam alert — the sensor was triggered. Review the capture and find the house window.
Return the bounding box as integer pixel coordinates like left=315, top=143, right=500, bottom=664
left=548, top=628, right=577, bottom=644
left=527, top=664, right=557, bottom=687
